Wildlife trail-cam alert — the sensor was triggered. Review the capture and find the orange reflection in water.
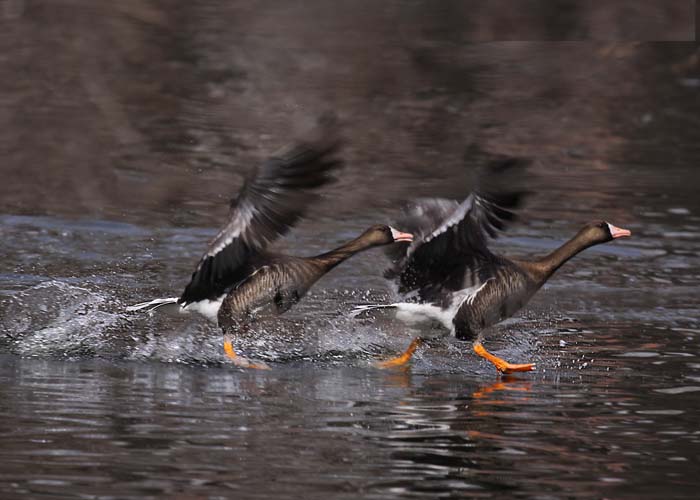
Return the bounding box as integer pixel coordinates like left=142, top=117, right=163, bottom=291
left=470, top=375, right=532, bottom=417
left=471, top=375, right=532, bottom=401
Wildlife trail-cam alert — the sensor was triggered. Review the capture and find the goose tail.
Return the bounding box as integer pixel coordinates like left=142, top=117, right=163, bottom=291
left=126, top=297, right=180, bottom=314
left=349, top=303, right=398, bottom=319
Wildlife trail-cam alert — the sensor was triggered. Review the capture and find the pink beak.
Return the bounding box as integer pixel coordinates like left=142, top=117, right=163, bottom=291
left=391, top=228, right=414, bottom=243
left=608, top=223, right=632, bottom=239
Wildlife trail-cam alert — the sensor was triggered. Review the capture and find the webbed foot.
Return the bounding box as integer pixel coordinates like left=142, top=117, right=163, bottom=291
left=473, top=342, right=535, bottom=374
left=374, top=338, right=422, bottom=369
left=224, top=336, right=271, bottom=370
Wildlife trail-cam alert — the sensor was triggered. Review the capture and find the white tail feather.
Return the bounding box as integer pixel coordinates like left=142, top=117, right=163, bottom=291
left=351, top=301, right=456, bottom=331
left=349, top=304, right=398, bottom=319
left=126, top=297, right=179, bottom=313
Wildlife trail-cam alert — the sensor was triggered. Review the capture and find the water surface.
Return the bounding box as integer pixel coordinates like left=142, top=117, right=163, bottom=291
left=2, top=2, right=699, bottom=499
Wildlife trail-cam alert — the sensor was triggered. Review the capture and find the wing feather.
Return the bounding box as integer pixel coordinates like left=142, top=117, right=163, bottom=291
left=386, top=157, right=530, bottom=299
left=180, top=115, right=342, bottom=305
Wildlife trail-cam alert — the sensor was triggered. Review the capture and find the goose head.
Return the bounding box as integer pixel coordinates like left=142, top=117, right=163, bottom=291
left=361, top=225, right=414, bottom=246
left=579, top=220, right=632, bottom=245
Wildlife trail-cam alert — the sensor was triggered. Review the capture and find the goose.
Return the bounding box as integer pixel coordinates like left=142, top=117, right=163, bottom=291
left=127, top=116, right=413, bottom=368
left=353, top=157, right=631, bottom=374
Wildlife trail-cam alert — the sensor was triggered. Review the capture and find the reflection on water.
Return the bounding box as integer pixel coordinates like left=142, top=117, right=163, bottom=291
left=2, top=1, right=700, bottom=498
left=1, top=344, right=699, bottom=499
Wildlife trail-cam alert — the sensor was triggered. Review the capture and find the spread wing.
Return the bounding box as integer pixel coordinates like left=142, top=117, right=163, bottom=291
left=180, top=115, right=343, bottom=305
left=385, top=157, right=530, bottom=300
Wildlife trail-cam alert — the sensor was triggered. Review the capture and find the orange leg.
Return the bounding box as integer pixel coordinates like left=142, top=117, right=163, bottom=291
left=473, top=342, right=535, bottom=374
left=375, top=337, right=422, bottom=369
left=223, top=335, right=271, bottom=370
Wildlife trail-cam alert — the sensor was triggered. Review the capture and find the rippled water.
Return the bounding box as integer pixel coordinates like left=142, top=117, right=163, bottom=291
left=2, top=2, right=700, bottom=498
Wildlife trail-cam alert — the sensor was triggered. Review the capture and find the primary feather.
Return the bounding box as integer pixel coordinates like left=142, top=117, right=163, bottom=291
left=385, top=157, right=530, bottom=302
left=179, top=115, right=343, bottom=306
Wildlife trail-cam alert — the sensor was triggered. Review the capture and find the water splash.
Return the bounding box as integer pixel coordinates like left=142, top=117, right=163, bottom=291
left=0, top=280, right=124, bottom=358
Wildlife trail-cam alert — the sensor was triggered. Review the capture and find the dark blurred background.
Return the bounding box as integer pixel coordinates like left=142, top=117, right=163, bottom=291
left=1, top=0, right=697, bottom=228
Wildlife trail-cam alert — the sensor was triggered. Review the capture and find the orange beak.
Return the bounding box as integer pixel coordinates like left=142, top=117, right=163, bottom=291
left=390, top=228, right=414, bottom=243
left=608, top=223, right=631, bottom=239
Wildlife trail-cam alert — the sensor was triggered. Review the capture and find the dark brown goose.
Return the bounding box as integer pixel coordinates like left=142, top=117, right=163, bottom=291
left=218, top=223, right=412, bottom=368
left=354, top=158, right=631, bottom=374
left=127, top=116, right=413, bottom=368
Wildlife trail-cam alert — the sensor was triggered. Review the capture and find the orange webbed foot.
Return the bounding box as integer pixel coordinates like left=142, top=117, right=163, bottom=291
left=473, top=342, right=535, bottom=375
left=496, top=361, right=536, bottom=374
left=224, top=337, right=271, bottom=370
left=374, top=338, right=422, bottom=369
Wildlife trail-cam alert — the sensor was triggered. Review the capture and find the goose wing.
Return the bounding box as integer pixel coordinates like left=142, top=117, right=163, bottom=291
left=180, top=116, right=343, bottom=305
left=386, top=157, right=530, bottom=299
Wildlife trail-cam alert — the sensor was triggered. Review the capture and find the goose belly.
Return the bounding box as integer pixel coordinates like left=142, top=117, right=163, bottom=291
left=394, top=302, right=455, bottom=330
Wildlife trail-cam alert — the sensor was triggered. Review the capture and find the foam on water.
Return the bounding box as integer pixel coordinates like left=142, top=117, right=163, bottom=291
left=1, top=281, right=124, bottom=358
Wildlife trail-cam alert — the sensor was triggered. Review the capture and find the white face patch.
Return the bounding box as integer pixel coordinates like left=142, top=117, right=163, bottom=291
left=390, top=227, right=401, bottom=241
left=606, top=222, right=615, bottom=236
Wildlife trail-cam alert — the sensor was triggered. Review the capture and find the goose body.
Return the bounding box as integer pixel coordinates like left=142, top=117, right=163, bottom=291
left=217, top=227, right=412, bottom=333
left=359, top=158, right=631, bottom=373
left=127, top=116, right=343, bottom=323
left=127, top=116, right=413, bottom=367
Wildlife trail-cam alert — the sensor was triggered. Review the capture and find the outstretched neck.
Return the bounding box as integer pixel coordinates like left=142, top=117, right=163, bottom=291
left=311, top=234, right=376, bottom=271
left=536, top=231, right=597, bottom=280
